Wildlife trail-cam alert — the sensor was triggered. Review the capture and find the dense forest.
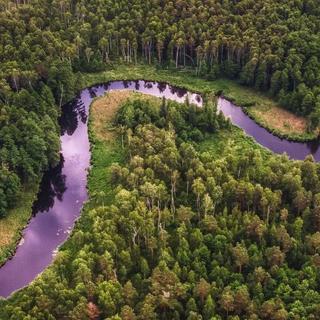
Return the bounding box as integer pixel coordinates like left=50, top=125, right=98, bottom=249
left=2, top=96, right=320, bottom=318
left=1, top=0, right=320, bottom=213
left=1, top=0, right=320, bottom=318
left=1, top=0, right=320, bottom=117
left=0, top=60, right=77, bottom=216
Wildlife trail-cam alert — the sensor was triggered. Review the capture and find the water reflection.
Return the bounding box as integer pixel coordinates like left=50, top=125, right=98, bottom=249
left=103, top=83, right=110, bottom=91
left=123, top=80, right=130, bottom=88
left=306, top=139, right=320, bottom=155
left=31, top=154, right=66, bottom=214
left=170, top=85, right=187, bottom=97
left=78, top=101, right=87, bottom=124
left=134, top=81, right=140, bottom=90
left=157, top=82, right=167, bottom=93
left=144, top=81, right=153, bottom=89
left=88, top=87, right=98, bottom=99
left=60, top=100, right=79, bottom=136
left=60, top=99, right=87, bottom=136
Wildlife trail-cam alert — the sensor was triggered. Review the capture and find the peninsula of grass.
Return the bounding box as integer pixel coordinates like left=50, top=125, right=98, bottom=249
left=87, top=91, right=130, bottom=205
left=82, top=64, right=317, bottom=141
left=243, top=105, right=316, bottom=142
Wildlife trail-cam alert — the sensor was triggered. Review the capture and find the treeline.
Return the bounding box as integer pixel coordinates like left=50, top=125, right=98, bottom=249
left=2, top=97, right=320, bottom=319
left=1, top=0, right=320, bottom=120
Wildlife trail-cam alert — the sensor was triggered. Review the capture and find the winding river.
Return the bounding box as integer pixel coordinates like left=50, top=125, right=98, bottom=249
left=0, top=80, right=319, bottom=298
left=218, top=99, right=320, bottom=160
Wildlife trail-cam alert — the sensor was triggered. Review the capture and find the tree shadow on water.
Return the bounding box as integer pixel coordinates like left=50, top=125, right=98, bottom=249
left=306, top=138, right=320, bottom=156
left=170, top=85, right=187, bottom=98
left=60, top=98, right=87, bottom=136
left=32, top=154, right=67, bottom=215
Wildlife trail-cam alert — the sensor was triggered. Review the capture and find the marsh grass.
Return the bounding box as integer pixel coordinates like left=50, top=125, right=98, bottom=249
left=0, top=183, right=39, bottom=265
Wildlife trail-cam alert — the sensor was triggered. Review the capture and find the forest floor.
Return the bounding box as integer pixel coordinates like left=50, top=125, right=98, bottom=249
left=0, top=184, right=39, bottom=266
left=83, top=64, right=316, bottom=141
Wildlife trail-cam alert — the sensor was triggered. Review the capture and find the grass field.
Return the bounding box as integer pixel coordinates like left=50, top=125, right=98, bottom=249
left=245, top=104, right=315, bottom=141
left=88, top=91, right=128, bottom=204
left=249, top=105, right=307, bottom=134
left=82, top=64, right=316, bottom=141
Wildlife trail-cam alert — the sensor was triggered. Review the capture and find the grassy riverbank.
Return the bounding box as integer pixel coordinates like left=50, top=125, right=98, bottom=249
left=88, top=91, right=136, bottom=203
left=81, top=64, right=317, bottom=141
left=243, top=105, right=316, bottom=142
left=0, top=184, right=39, bottom=266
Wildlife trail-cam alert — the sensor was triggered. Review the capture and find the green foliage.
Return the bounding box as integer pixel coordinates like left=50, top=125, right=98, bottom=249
left=1, top=0, right=320, bottom=118
left=48, top=60, right=77, bottom=106
left=0, top=83, right=60, bottom=217
left=0, top=168, right=20, bottom=217
left=1, top=0, right=320, bottom=317
left=115, top=97, right=225, bottom=143
left=3, top=97, right=320, bottom=319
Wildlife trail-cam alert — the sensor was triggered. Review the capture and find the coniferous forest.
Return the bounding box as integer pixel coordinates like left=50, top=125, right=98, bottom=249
left=1, top=0, right=320, bottom=319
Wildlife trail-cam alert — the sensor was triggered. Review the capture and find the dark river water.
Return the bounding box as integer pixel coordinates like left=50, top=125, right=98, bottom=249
left=0, top=80, right=318, bottom=298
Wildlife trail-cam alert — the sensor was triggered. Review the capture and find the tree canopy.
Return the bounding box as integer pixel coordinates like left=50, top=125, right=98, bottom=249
left=2, top=96, right=320, bottom=319
left=1, top=0, right=320, bottom=116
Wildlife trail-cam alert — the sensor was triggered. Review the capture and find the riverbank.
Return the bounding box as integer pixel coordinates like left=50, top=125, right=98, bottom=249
left=243, top=105, right=316, bottom=142
left=0, top=183, right=39, bottom=266
left=87, top=91, right=127, bottom=206
left=81, top=64, right=317, bottom=142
